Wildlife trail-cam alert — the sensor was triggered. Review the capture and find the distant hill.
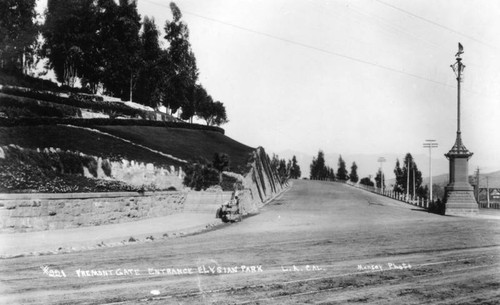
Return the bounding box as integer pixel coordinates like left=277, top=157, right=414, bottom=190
left=387, top=171, right=500, bottom=189
left=475, top=170, right=500, bottom=188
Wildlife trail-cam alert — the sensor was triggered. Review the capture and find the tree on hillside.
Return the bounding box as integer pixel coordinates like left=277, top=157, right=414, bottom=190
left=212, top=153, right=230, bottom=184
left=183, top=158, right=219, bottom=191
left=140, top=16, right=162, bottom=63
left=278, top=159, right=288, bottom=184
left=271, top=154, right=280, bottom=171
left=310, top=150, right=325, bottom=180
left=163, top=2, right=198, bottom=114
left=393, top=154, right=423, bottom=196
left=360, top=177, right=374, bottom=187
left=133, top=16, right=165, bottom=108
left=289, top=155, right=301, bottom=179
left=270, top=154, right=290, bottom=184
left=403, top=153, right=423, bottom=197
left=375, top=169, right=385, bottom=189
left=99, top=0, right=142, bottom=99
left=328, top=167, right=335, bottom=180
left=349, top=162, right=359, bottom=183
left=42, top=0, right=99, bottom=87
left=0, top=0, right=38, bottom=73
left=393, top=159, right=404, bottom=193
left=180, top=84, right=202, bottom=122
left=336, top=155, right=349, bottom=181
left=417, top=184, right=429, bottom=200
left=197, top=99, right=228, bottom=126
left=310, top=150, right=335, bottom=181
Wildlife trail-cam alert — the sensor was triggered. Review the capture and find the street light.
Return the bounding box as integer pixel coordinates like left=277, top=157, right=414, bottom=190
left=423, top=139, right=438, bottom=201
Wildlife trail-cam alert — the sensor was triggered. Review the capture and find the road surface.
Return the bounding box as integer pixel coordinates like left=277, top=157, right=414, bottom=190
left=1, top=180, right=499, bottom=304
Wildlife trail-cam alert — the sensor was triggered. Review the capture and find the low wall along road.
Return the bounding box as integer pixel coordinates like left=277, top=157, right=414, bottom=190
left=0, top=190, right=241, bottom=232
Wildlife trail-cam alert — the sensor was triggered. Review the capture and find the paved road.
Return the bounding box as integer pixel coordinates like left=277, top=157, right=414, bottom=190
left=1, top=180, right=499, bottom=304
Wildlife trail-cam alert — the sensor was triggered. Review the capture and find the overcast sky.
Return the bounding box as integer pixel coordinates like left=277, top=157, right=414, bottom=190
left=37, top=0, right=500, bottom=175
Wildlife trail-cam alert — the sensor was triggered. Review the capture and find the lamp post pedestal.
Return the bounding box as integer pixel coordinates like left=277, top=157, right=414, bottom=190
left=444, top=132, right=478, bottom=216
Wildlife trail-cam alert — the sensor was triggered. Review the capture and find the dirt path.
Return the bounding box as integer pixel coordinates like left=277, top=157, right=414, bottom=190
left=1, top=180, right=499, bottom=304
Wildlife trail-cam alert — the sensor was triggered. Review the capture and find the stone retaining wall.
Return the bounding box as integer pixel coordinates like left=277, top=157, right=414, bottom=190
left=0, top=190, right=241, bottom=233
left=0, top=147, right=288, bottom=233
left=0, top=191, right=185, bottom=232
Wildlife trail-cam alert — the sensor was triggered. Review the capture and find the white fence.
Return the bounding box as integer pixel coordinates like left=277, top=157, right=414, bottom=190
left=343, top=181, right=430, bottom=209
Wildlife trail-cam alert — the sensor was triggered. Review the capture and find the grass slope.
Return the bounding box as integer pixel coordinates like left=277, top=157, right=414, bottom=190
left=95, top=125, right=255, bottom=173
left=0, top=125, right=255, bottom=173
left=0, top=126, right=184, bottom=168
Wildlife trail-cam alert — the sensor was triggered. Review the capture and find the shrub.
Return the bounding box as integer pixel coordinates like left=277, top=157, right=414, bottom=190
left=360, top=177, right=375, bottom=187
left=183, top=159, right=220, bottom=191
left=83, top=157, right=98, bottom=177
left=428, top=198, right=446, bottom=215
left=101, top=159, right=112, bottom=177
left=220, top=174, right=238, bottom=191
left=0, top=94, right=80, bottom=118
left=58, top=151, right=84, bottom=175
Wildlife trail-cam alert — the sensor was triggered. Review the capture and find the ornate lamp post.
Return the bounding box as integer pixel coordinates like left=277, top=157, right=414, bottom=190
left=444, top=43, right=478, bottom=215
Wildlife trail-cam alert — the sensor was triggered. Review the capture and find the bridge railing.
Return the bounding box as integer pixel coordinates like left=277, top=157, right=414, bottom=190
left=343, top=181, right=430, bottom=209
left=478, top=202, right=500, bottom=209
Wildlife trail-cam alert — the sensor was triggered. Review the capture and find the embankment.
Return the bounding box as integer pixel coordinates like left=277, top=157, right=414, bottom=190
left=0, top=147, right=287, bottom=232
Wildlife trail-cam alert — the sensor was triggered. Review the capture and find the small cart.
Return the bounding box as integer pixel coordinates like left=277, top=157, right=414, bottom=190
left=216, top=196, right=242, bottom=223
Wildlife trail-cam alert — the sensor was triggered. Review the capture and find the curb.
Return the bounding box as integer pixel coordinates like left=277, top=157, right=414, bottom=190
left=0, top=218, right=222, bottom=260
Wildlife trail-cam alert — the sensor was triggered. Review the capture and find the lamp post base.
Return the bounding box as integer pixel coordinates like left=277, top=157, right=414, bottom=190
left=444, top=185, right=478, bottom=216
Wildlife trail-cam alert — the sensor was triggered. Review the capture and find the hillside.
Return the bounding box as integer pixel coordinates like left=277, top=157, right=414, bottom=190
left=0, top=125, right=185, bottom=168
left=0, top=125, right=254, bottom=170
left=0, top=124, right=255, bottom=193
left=94, top=126, right=254, bottom=173
left=0, top=74, right=257, bottom=193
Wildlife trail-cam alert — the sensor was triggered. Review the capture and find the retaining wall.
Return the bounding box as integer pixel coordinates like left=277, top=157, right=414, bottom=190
left=0, top=191, right=185, bottom=232
left=243, top=147, right=286, bottom=211
left=0, top=147, right=287, bottom=233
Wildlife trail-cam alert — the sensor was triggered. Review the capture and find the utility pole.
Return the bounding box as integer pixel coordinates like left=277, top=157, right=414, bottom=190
left=476, top=167, right=480, bottom=201
left=413, top=165, right=415, bottom=198
left=406, top=155, right=411, bottom=200
left=487, top=177, right=490, bottom=208
left=378, top=157, right=386, bottom=192
left=423, top=140, right=438, bottom=201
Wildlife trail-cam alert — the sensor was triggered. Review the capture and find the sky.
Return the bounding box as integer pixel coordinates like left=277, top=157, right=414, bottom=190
left=36, top=0, right=500, bottom=178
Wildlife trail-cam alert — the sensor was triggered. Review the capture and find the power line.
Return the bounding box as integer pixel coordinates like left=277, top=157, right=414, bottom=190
left=143, top=0, right=454, bottom=89
left=306, top=0, right=493, bottom=72
left=373, top=0, right=500, bottom=51
left=143, top=0, right=500, bottom=100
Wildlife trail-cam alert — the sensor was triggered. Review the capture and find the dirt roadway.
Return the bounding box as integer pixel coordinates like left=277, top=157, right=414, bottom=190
left=0, top=180, right=499, bottom=305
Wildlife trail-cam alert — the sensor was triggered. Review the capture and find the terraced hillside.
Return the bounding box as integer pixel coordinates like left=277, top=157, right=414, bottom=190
left=94, top=125, right=254, bottom=173
left=0, top=124, right=255, bottom=193
left=0, top=125, right=254, bottom=169
left=0, top=77, right=255, bottom=193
